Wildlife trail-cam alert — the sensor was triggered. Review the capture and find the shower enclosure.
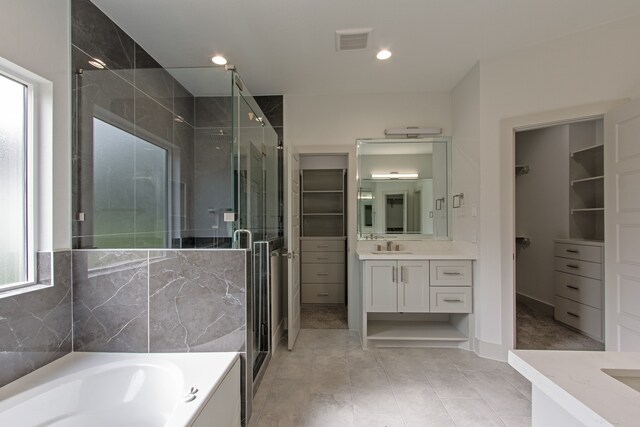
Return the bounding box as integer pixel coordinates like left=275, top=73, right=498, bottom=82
left=72, top=64, right=280, bottom=380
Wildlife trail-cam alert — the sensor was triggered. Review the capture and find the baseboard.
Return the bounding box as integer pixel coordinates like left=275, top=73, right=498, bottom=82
left=474, top=338, right=509, bottom=362
left=272, top=319, right=284, bottom=355
left=516, top=292, right=554, bottom=317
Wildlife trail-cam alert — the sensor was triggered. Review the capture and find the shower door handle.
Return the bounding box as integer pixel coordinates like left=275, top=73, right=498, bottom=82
left=233, top=229, right=253, bottom=249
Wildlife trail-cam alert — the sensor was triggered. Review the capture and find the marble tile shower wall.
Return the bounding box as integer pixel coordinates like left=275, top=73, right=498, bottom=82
left=71, top=0, right=195, bottom=249
left=0, top=252, right=72, bottom=387
left=72, top=250, right=248, bottom=353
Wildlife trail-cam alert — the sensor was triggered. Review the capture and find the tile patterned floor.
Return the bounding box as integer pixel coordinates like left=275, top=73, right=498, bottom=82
left=250, top=330, right=532, bottom=427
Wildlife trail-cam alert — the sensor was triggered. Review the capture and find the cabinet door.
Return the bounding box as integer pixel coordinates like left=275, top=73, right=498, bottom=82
left=398, top=261, right=430, bottom=312
left=364, top=260, right=397, bottom=312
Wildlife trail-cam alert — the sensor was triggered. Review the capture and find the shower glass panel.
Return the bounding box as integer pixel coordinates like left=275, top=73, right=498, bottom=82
left=233, top=78, right=279, bottom=378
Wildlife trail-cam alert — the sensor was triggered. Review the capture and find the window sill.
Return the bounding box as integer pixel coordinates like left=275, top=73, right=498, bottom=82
left=0, top=282, right=53, bottom=300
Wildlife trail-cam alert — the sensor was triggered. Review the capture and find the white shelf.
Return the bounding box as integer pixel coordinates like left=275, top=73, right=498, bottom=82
left=366, top=320, right=467, bottom=341
left=571, top=175, right=604, bottom=186
left=571, top=144, right=603, bottom=157
left=302, top=212, right=343, bottom=216
left=571, top=208, right=604, bottom=214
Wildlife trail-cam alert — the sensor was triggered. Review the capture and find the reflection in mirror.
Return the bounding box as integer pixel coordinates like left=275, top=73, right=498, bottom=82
left=357, top=138, right=451, bottom=240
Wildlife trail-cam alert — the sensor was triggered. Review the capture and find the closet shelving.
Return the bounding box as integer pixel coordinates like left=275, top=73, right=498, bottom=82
left=301, top=169, right=346, bottom=237
left=569, top=120, right=604, bottom=240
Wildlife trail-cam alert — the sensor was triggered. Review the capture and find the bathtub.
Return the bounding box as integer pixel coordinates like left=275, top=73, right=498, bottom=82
left=0, top=352, right=240, bottom=427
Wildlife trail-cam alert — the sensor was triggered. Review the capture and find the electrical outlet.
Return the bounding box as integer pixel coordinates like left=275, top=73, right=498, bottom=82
left=471, top=203, right=477, bottom=217
left=472, top=231, right=477, bottom=243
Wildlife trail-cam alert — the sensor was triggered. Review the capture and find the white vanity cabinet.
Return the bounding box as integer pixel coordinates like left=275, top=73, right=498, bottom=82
left=363, top=260, right=430, bottom=313
left=360, top=255, right=473, bottom=348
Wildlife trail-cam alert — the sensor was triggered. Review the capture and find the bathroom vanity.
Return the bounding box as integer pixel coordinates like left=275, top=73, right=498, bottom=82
left=357, top=245, right=475, bottom=348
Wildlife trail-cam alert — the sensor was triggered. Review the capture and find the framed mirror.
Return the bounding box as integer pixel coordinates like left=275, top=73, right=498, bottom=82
left=356, top=137, right=451, bottom=240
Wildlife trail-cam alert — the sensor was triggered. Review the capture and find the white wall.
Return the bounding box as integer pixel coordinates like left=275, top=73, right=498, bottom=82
left=473, top=12, right=640, bottom=357
left=0, top=0, right=71, bottom=250
left=284, top=92, right=452, bottom=147
left=451, top=64, right=480, bottom=244
left=515, top=125, right=570, bottom=306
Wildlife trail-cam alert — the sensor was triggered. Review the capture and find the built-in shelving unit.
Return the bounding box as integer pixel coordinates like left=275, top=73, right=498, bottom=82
left=300, top=168, right=347, bottom=304
left=366, top=320, right=467, bottom=341
left=569, top=119, right=604, bottom=241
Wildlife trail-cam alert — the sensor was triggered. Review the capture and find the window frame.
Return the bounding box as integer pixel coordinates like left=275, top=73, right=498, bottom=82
left=0, top=60, right=45, bottom=293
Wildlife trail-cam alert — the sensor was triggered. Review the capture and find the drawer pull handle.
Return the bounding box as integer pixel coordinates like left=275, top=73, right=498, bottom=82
left=444, top=298, right=463, bottom=303
left=442, top=272, right=462, bottom=276
left=566, top=264, right=579, bottom=269
left=567, top=312, right=580, bottom=318
left=316, top=245, right=329, bottom=248
left=317, top=257, right=329, bottom=260
left=566, top=285, right=579, bottom=290
left=317, top=292, right=329, bottom=297
left=566, top=249, right=580, bottom=254
left=317, top=273, right=329, bottom=276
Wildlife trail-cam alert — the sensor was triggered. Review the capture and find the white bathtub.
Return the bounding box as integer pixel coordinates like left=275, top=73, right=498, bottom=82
left=0, top=352, right=240, bottom=427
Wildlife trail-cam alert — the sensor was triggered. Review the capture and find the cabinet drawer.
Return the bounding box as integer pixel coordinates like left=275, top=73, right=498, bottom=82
left=554, top=272, right=602, bottom=309
left=301, top=240, right=345, bottom=252
left=554, top=296, right=602, bottom=340
left=301, top=263, right=345, bottom=284
left=554, top=243, right=602, bottom=263
left=302, top=283, right=345, bottom=304
left=430, top=260, right=472, bottom=286
left=429, top=287, right=472, bottom=313
left=554, top=257, right=602, bottom=280
left=301, top=251, right=344, bottom=264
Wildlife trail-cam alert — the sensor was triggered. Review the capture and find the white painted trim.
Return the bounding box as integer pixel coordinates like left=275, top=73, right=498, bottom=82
left=294, top=144, right=358, bottom=330
left=271, top=318, right=284, bottom=355
left=475, top=338, right=508, bottom=362
left=500, top=99, right=628, bottom=357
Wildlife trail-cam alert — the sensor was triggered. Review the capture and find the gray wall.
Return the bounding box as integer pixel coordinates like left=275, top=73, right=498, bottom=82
left=0, top=252, right=72, bottom=387
left=515, top=125, right=570, bottom=306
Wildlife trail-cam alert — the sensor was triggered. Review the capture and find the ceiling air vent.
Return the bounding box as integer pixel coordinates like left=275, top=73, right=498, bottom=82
left=335, top=29, right=372, bottom=51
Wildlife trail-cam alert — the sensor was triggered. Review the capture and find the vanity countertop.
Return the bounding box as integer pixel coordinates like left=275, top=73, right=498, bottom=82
left=509, top=350, right=640, bottom=427
left=356, top=241, right=476, bottom=260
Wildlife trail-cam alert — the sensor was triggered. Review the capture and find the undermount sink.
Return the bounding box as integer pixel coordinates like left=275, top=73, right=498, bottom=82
left=602, top=369, right=640, bottom=393
left=371, top=251, right=413, bottom=254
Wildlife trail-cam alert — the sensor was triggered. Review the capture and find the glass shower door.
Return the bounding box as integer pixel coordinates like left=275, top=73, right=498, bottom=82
left=233, top=80, right=279, bottom=379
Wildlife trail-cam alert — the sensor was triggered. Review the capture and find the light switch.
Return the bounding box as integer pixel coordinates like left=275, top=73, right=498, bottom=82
left=471, top=204, right=477, bottom=217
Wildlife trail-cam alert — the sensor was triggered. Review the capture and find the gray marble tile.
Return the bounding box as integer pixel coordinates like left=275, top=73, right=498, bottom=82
left=73, top=250, right=148, bottom=352
left=174, top=80, right=195, bottom=126
left=254, top=96, right=283, bottom=128
left=148, top=250, right=246, bottom=352
left=135, top=44, right=174, bottom=112
left=71, top=0, right=135, bottom=83
left=440, top=398, right=506, bottom=427
left=0, top=251, right=72, bottom=387
left=195, top=96, right=233, bottom=128
left=307, top=393, right=355, bottom=427
left=135, top=89, right=174, bottom=144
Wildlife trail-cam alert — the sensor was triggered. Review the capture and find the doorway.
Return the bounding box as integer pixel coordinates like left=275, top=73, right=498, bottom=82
left=514, top=119, right=604, bottom=351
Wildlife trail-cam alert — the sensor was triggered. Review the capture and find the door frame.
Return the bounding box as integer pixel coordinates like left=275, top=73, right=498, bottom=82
left=293, top=144, right=357, bottom=330
left=382, top=190, right=408, bottom=233
left=500, top=100, right=626, bottom=353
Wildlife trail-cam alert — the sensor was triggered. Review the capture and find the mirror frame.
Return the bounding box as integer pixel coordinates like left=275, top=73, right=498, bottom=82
left=356, top=137, right=452, bottom=240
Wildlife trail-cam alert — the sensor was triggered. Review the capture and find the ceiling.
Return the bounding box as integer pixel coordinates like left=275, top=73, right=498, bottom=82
left=91, top=0, right=640, bottom=95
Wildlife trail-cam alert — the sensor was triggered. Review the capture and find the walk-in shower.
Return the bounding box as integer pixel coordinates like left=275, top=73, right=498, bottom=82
left=72, top=63, right=281, bottom=382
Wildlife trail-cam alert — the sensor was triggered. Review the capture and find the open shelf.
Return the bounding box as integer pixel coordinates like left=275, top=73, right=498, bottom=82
left=366, top=320, right=467, bottom=341
left=302, top=213, right=343, bottom=216
left=571, top=175, right=604, bottom=186
left=303, top=190, right=343, bottom=194
left=571, top=144, right=604, bottom=157
left=571, top=207, right=604, bottom=214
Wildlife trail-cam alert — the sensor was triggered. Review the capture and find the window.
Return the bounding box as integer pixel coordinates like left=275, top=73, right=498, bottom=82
left=0, top=72, right=31, bottom=289
left=0, top=55, right=52, bottom=293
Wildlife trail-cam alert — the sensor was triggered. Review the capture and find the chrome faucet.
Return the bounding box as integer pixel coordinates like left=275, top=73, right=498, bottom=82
left=386, top=241, right=393, bottom=251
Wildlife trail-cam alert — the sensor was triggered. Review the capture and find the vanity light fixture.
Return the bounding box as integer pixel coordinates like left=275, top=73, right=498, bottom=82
left=376, top=49, right=392, bottom=60
left=371, top=172, right=418, bottom=179
left=212, top=55, right=227, bottom=65
left=385, top=127, right=442, bottom=137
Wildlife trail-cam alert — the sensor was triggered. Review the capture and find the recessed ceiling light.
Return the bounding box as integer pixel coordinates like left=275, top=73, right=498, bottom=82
left=212, top=55, right=227, bottom=65
left=376, top=49, right=392, bottom=60
left=88, top=57, right=106, bottom=69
